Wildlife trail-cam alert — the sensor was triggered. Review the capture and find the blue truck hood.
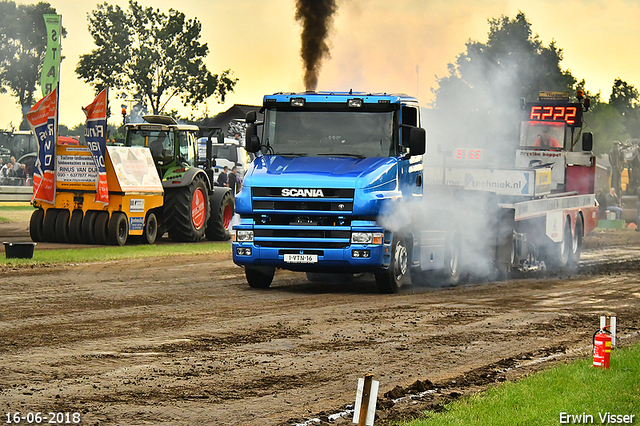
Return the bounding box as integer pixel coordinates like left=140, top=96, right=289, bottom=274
left=236, top=155, right=401, bottom=215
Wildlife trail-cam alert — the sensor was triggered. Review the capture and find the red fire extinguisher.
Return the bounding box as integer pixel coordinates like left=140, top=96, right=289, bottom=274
left=593, top=326, right=612, bottom=369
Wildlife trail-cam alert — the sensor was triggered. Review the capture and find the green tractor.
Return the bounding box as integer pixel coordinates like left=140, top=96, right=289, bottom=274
left=124, top=115, right=234, bottom=241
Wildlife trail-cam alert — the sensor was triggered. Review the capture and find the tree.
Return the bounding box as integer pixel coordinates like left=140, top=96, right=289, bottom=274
left=609, top=78, right=639, bottom=116
left=0, top=1, right=62, bottom=129
left=76, top=1, right=237, bottom=116
left=424, top=12, right=579, bottom=161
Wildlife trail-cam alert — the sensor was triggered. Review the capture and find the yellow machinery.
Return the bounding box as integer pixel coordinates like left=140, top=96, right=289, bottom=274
left=29, top=144, right=164, bottom=245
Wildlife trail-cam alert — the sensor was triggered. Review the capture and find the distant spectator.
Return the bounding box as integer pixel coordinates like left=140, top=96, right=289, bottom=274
left=595, top=188, right=607, bottom=218
left=228, top=166, right=239, bottom=194
left=605, top=187, right=623, bottom=220
left=216, top=166, right=229, bottom=187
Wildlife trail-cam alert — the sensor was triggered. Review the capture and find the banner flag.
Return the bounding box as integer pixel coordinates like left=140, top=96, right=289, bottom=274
left=41, top=14, right=61, bottom=97
left=26, top=88, right=58, bottom=203
left=82, top=88, right=109, bottom=205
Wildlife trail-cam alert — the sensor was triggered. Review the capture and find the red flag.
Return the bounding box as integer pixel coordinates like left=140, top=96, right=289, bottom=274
left=26, top=88, right=57, bottom=204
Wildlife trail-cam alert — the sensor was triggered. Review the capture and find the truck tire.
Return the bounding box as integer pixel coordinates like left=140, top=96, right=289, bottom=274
left=141, top=212, right=158, bottom=244
left=54, top=209, right=71, bottom=243
left=246, top=265, right=275, bottom=289
left=69, top=210, right=83, bottom=244
left=545, top=218, right=571, bottom=270
left=82, top=211, right=98, bottom=244
left=43, top=209, right=59, bottom=242
left=206, top=189, right=234, bottom=241
left=108, top=212, right=128, bottom=246
left=165, top=176, right=209, bottom=242
left=29, top=209, right=45, bottom=242
left=94, top=212, right=110, bottom=245
left=440, top=228, right=461, bottom=285
left=569, top=214, right=584, bottom=266
left=496, top=213, right=516, bottom=280
left=375, top=234, right=408, bottom=293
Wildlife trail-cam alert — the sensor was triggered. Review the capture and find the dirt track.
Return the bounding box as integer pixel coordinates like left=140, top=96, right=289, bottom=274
left=1, top=224, right=640, bottom=426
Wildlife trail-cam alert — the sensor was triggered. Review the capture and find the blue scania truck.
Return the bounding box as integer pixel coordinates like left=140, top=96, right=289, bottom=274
left=231, top=91, right=598, bottom=293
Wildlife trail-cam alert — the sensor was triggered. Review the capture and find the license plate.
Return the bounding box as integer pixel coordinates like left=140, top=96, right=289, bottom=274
left=284, top=254, right=318, bottom=263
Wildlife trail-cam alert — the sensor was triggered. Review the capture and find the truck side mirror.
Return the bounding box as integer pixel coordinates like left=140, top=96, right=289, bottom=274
left=409, top=127, right=426, bottom=156
left=217, top=132, right=224, bottom=144
left=245, top=111, right=257, bottom=124
left=582, top=132, right=593, bottom=151
left=246, top=124, right=261, bottom=153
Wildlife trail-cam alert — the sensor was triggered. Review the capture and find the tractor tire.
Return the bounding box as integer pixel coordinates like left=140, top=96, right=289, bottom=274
left=245, top=265, right=276, bottom=289
left=164, top=176, right=210, bottom=242
left=69, top=210, right=83, bottom=244
left=141, top=212, right=158, bottom=245
left=82, top=211, right=98, bottom=244
left=375, top=234, right=409, bottom=293
left=54, top=209, right=71, bottom=243
left=43, top=209, right=59, bottom=242
left=108, top=212, right=128, bottom=246
left=94, top=212, right=110, bottom=245
left=206, top=189, right=234, bottom=241
left=545, top=217, right=571, bottom=270
left=29, top=209, right=45, bottom=242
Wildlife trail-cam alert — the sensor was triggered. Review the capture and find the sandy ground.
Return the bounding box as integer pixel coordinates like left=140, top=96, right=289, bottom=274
left=0, top=221, right=639, bottom=426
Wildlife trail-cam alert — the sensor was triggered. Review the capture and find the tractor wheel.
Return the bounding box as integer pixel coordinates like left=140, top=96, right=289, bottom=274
left=375, top=234, right=409, bottom=293
left=108, top=212, right=128, bottom=246
left=82, top=211, right=98, bottom=244
left=29, top=209, right=45, bottom=242
left=206, top=189, right=234, bottom=241
left=94, top=212, right=110, bottom=245
left=141, top=212, right=158, bottom=245
left=69, top=210, right=83, bottom=244
left=54, top=209, right=71, bottom=243
left=43, top=209, right=59, bottom=242
left=165, top=176, right=210, bottom=242
left=245, top=265, right=275, bottom=289
left=440, top=228, right=462, bottom=285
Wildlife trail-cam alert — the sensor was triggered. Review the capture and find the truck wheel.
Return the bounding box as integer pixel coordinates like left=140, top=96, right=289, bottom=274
left=206, top=189, right=234, bottom=241
left=545, top=219, right=571, bottom=270
left=141, top=212, right=158, bottom=244
left=440, top=228, right=461, bottom=285
left=570, top=214, right=584, bottom=266
left=375, top=234, right=408, bottom=293
left=165, top=176, right=209, bottom=242
left=43, top=209, right=59, bottom=242
left=29, top=209, right=45, bottom=242
left=69, top=210, right=83, bottom=244
left=496, top=213, right=516, bottom=280
left=54, top=209, right=71, bottom=243
left=82, top=211, right=98, bottom=244
left=108, top=212, right=128, bottom=246
left=246, top=265, right=275, bottom=289
left=94, top=212, right=110, bottom=245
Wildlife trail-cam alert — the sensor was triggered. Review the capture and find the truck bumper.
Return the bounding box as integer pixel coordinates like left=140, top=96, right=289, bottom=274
left=232, top=243, right=387, bottom=273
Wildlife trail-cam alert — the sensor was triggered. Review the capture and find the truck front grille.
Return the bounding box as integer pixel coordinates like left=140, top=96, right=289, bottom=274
left=251, top=187, right=355, bottom=249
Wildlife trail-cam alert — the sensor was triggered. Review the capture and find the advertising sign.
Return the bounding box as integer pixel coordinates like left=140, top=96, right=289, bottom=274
left=26, top=88, right=57, bottom=203
left=82, top=89, right=109, bottom=204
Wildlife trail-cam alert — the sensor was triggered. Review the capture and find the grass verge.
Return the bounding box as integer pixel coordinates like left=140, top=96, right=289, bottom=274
left=401, top=344, right=640, bottom=426
left=1, top=242, right=231, bottom=266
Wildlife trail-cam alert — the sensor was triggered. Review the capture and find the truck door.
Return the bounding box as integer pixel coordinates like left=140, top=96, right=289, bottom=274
left=399, top=105, right=423, bottom=197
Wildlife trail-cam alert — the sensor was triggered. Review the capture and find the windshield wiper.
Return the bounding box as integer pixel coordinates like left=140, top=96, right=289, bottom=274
left=317, top=153, right=365, bottom=159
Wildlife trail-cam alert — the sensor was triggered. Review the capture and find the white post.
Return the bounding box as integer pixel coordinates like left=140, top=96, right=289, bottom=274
left=600, top=315, right=606, bottom=330
left=611, top=316, right=617, bottom=346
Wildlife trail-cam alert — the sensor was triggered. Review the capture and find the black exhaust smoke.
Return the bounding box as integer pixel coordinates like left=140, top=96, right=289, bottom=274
left=295, top=0, right=337, bottom=92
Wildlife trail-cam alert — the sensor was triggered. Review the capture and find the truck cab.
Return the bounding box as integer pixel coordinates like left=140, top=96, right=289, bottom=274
left=232, top=92, right=425, bottom=292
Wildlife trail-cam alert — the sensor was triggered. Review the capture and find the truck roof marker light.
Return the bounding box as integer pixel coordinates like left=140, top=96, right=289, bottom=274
left=291, top=98, right=305, bottom=107
left=348, top=98, right=363, bottom=108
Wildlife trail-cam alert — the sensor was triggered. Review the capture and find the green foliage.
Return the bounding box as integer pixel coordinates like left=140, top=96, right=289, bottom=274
left=76, top=0, right=238, bottom=116
left=0, top=1, right=63, bottom=129
left=587, top=103, right=630, bottom=156
left=404, top=344, right=640, bottom=426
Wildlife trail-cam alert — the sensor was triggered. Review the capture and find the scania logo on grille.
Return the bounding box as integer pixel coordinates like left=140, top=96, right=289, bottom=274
left=281, top=188, right=325, bottom=197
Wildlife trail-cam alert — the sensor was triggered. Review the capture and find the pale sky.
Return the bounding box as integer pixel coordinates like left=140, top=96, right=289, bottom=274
left=1, top=0, right=639, bottom=129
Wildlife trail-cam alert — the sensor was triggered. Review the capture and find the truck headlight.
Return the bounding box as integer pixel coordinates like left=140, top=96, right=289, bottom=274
left=234, top=230, right=254, bottom=242
left=351, top=232, right=383, bottom=245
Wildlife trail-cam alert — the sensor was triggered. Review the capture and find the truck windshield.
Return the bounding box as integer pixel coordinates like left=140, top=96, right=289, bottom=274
left=264, top=109, right=394, bottom=158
